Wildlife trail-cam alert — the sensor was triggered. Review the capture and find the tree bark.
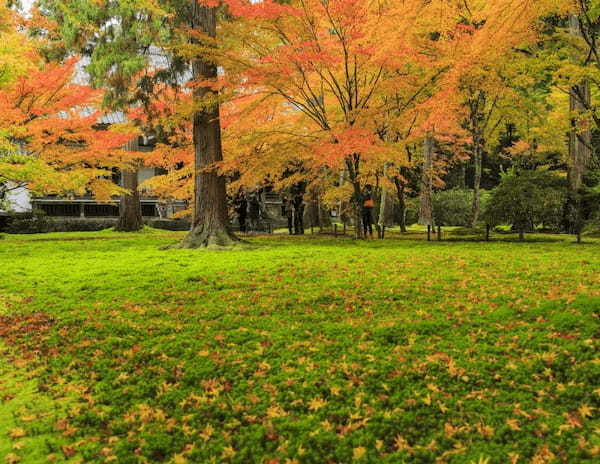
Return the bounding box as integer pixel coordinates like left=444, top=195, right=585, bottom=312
left=178, top=3, right=238, bottom=249
left=115, top=168, right=143, bottom=232
left=115, top=137, right=143, bottom=232
left=470, top=140, right=482, bottom=228
left=377, top=163, right=389, bottom=235
left=418, top=136, right=435, bottom=228
left=394, top=176, right=407, bottom=233
left=568, top=15, right=593, bottom=193
left=458, top=163, right=467, bottom=190
left=565, top=15, right=592, bottom=239
left=345, top=155, right=364, bottom=239
left=468, top=91, right=486, bottom=228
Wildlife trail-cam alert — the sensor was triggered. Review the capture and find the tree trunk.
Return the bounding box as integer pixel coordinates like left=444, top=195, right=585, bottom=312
left=345, top=155, right=364, bottom=239
left=394, top=177, right=407, bottom=233
left=519, top=229, right=525, bottom=241
left=458, top=163, right=466, bottom=190
left=419, top=136, right=435, bottom=228
left=568, top=15, right=592, bottom=193
left=563, top=15, right=592, bottom=240
left=470, top=140, right=482, bottom=228
left=178, top=3, right=238, bottom=249
left=115, top=168, right=143, bottom=232
left=377, top=163, right=389, bottom=234
left=468, top=91, right=486, bottom=228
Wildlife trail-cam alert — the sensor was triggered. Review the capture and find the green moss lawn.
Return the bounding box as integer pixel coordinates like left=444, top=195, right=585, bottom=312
left=0, top=229, right=599, bottom=463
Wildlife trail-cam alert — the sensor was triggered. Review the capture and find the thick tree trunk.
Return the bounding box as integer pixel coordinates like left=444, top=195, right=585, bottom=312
left=115, top=168, right=143, bottom=232
left=419, top=136, right=435, bottom=228
left=178, top=3, right=238, bottom=249
left=470, top=141, right=482, bottom=228
left=115, top=137, right=143, bottom=232
left=394, top=177, right=407, bottom=233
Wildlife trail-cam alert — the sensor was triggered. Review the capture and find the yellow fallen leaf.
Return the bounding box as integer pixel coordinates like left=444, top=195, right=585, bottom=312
left=9, top=428, right=26, bottom=439
left=6, top=453, right=20, bottom=464
left=173, top=453, right=187, bottom=464
left=506, top=418, right=521, bottom=431
left=353, top=447, right=366, bottom=460
left=308, top=397, right=327, bottom=411
left=578, top=404, right=595, bottom=418
left=199, top=424, right=214, bottom=441
left=221, top=446, right=236, bottom=459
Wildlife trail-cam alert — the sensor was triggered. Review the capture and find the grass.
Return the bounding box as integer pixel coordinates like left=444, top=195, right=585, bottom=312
left=0, top=228, right=599, bottom=463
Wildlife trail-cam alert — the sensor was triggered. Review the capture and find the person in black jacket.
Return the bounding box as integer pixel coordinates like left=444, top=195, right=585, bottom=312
left=282, top=195, right=294, bottom=235
left=292, top=193, right=304, bottom=235
left=248, top=193, right=260, bottom=231
left=234, top=191, right=248, bottom=233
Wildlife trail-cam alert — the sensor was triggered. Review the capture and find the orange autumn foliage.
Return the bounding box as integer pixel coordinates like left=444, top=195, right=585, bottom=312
left=210, top=0, right=548, bottom=199
left=108, top=0, right=558, bottom=218
left=0, top=57, right=138, bottom=201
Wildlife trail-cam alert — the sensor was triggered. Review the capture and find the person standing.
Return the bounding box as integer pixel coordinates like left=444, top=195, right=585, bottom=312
left=248, top=192, right=260, bottom=231
left=234, top=191, right=248, bottom=233
left=292, top=193, right=305, bottom=235
left=282, top=195, right=294, bottom=235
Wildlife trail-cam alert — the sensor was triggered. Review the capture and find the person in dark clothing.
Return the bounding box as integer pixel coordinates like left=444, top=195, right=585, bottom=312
left=234, top=191, right=248, bottom=233
left=362, top=184, right=374, bottom=238
left=292, top=194, right=305, bottom=235
left=248, top=193, right=260, bottom=231
left=282, top=195, right=294, bottom=235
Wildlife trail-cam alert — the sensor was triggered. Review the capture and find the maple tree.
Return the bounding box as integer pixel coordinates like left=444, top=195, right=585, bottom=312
left=0, top=48, right=136, bottom=207
left=220, top=0, right=464, bottom=237
left=210, top=0, right=557, bottom=237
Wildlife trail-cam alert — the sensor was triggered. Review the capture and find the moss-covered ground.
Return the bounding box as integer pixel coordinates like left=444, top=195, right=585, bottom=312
left=0, top=229, right=599, bottom=463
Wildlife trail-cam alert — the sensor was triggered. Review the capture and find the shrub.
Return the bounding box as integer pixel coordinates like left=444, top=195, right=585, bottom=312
left=4, top=209, right=50, bottom=233
left=565, top=184, right=600, bottom=236
left=147, top=218, right=191, bottom=231
left=4, top=212, right=118, bottom=233
left=432, top=189, right=489, bottom=227
left=3, top=213, right=193, bottom=234
left=484, top=170, right=566, bottom=238
left=52, top=218, right=118, bottom=232
left=402, top=189, right=488, bottom=228
left=401, top=197, right=420, bottom=226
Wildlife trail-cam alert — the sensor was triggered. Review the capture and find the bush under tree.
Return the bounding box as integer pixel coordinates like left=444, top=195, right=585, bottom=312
left=484, top=170, right=566, bottom=240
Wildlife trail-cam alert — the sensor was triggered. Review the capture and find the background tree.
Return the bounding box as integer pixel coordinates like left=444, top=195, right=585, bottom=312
left=484, top=169, right=566, bottom=240
left=37, top=0, right=175, bottom=231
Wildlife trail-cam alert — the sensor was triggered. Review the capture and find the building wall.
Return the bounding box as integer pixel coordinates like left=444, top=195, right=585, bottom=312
left=1, top=184, right=32, bottom=213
